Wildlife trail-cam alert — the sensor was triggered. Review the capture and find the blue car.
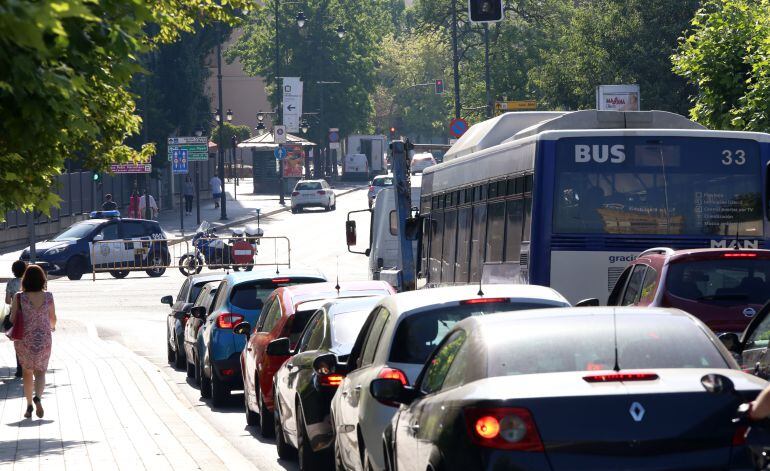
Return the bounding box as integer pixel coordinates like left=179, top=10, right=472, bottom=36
left=20, top=211, right=169, bottom=280
left=196, top=268, right=326, bottom=406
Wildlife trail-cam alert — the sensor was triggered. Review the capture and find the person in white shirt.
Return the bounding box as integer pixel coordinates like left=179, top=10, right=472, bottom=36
left=138, top=191, right=158, bottom=219
left=210, top=175, right=222, bottom=208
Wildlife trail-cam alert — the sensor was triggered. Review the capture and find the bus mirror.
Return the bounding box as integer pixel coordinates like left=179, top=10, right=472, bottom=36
left=346, top=220, right=357, bottom=246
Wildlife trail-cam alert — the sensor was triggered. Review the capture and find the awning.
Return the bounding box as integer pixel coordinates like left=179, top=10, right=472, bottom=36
left=237, top=131, right=316, bottom=150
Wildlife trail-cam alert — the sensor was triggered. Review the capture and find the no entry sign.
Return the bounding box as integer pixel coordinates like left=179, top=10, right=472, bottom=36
left=449, top=118, right=469, bottom=138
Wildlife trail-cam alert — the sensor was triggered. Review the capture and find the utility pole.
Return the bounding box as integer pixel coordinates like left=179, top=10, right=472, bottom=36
left=275, top=0, right=285, bottom=205
left=390, top=140, right=416, bottom=292
left=451, top=0, right=461, bottom=119
left=484, top=23, right=492, bottom=118
left=216, top=26, right=227, bottom=220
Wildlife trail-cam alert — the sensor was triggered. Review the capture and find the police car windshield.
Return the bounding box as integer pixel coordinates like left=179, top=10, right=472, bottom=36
left=53, top=222, right=99, bottom=241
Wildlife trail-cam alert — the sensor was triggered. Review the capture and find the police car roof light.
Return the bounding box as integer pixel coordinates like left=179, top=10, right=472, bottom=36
left=89, top=210, right=121, bottom=219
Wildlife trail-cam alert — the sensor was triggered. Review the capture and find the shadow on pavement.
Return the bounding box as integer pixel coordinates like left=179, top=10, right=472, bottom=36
left=0, top=438, right=94, bottom=463
left=6, top=418, right=55, bottom=427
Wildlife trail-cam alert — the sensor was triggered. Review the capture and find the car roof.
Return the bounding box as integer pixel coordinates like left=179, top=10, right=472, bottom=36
left=296, top=179, right=325, bottom=184
left=323, top=296, right=385, bottom=317
left=382, top=284, right=570, bottom=316
left=666, top=248, right=770, bottom=263
left=223, top=267, right=326, bottom=284
left=188, top=273, right=226, bottom=285
left=278, top=281, right=394, bottom=312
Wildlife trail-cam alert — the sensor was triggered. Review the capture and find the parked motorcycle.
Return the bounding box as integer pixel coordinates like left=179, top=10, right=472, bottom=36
left=179, top=221, right=264, bottom=276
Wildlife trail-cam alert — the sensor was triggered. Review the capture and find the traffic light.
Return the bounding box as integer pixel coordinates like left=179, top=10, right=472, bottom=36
left=389, top=126, right=396, bottom=137
left=93, top=171, right=103, bottom=189
left=468, top=0, right=504, bottom=23
left=435, top=79, right=444, bottom=95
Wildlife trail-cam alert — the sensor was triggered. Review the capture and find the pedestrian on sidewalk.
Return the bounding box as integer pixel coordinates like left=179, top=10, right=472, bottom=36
left=101, top=193, right=118, bottom=211
left=210, top=174, right=222, bottom=208
left=10, top=264, right=56, bottom=419
left=184, top=176, right=195, bottom=216
left=128, top=190, right=140, bottom=218
left=139, top=190, right=159, bottom=220
left=4, top=260, right=27, bottom=378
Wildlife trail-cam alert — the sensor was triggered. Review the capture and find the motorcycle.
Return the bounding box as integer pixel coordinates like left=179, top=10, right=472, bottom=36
left=178, top=221, right=262, bottom=275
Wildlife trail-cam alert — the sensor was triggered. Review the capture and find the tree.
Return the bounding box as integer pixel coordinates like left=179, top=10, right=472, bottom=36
left=673, top=0, right=770, bottom=131
left=0, top=0, right=251, bottom=216
left=211, top=123, right=253, bottom=146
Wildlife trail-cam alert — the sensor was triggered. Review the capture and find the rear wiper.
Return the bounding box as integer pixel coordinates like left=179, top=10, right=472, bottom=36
left=697, top=294, right=749, bottom=301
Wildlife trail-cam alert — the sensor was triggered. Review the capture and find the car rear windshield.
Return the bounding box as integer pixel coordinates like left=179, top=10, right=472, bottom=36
left=332, top=310, right=370, bottom=353
left=389, top=301, right=559, bottom=364
left=229, top=277, right=325, bottom=310
left=487, top=314, right=728, bottom=378
left=373, top=177, right=393, bottom=187
left=296, top=182, right=322, bottom=190
left=666, top=258, right=770, bottom=304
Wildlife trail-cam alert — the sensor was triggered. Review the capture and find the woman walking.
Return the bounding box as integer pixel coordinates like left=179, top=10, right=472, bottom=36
left=5, top=260, right=27, bottom=378
left=183, top=176, right=195, bottom=216
left=9, top=265, right=56, bottom=419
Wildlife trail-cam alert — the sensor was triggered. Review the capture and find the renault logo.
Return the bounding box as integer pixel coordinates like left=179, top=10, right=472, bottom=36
left=629, top=402, right=645, bottom=422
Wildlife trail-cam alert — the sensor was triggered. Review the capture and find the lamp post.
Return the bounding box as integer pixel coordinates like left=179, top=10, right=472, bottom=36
left=215, top=26, right=229, bottom=220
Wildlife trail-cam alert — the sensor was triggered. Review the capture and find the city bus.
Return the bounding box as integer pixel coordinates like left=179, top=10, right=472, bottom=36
left=418, top=110, right=770, bottom=303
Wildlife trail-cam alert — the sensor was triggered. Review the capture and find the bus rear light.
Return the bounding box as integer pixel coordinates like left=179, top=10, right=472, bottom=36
left=464, top=407, right=544, bottom=451
left=461, top=297, right=508, bottom=305
left=583, top=372, right=659, bottom=383
left=217, top=313, right=244, bottom=329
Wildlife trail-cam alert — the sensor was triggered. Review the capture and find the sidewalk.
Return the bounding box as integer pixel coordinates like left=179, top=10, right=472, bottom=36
left=0, top=319, right=254, bottom=470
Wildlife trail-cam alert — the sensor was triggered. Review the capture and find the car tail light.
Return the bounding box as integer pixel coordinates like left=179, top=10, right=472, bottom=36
left=733, top=425, right=749, bottom=445
left=378, top=367, right=408, bottom=385
left=221, top=369, right=235, bottom=376
left=272, top=278, right=291, bottom=284
left=317, top=190, right=326, bottom=195
left=464, top=407, right=544, bottom=451
left=723, top=252, right=757, bottom=258
left=318, top=373, right=345, bottom=387
left=461, top=297, right=508, bottom=305
left=583, top=372, right=659, bottom=383
left=217, top=313, right=244, bottom=329
left=292, top=191, right=300, bottom=196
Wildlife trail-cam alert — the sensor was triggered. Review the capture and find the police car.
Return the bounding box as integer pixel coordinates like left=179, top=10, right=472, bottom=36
left=20, top=211, right=171, bottom=280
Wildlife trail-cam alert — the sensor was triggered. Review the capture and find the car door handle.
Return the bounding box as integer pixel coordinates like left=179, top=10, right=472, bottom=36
left=341, top=390, right=348, bottom=396
left=247, top=347, right=252, bottom=351
left=354, top=385, right=362, bottom=391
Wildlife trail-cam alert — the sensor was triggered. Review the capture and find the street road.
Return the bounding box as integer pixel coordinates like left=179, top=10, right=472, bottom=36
left=39, top=188, right=372, bottom=469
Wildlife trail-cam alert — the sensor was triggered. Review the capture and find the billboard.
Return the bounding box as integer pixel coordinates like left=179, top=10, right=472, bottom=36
left=596, top=85, right=640, bottom=111
left=283, top=144, right=305, bottom=178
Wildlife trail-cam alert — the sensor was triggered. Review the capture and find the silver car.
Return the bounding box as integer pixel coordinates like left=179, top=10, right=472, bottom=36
left=327, top=284, right=571, bottom=471
left=367, top=175, right=394, bottom=208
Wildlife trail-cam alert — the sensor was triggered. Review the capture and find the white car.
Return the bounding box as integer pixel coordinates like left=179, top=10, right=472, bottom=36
left=410, top=152, right=436, bottom=175
left=326, top=284, right=570, bottom=471
left=367, top=175, right=394, bottom=208
left=291, top=179, right=336, bottom=213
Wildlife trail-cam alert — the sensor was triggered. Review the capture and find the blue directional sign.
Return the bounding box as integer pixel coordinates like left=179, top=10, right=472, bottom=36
left=172, top=149, right=189, bottom=174
left=274, top=146, right=288, bottom=160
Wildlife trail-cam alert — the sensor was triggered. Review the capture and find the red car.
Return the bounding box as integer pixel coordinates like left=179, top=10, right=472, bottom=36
left=607, top=247, right=770, bottom=333
left=237, top=280, right=395, bottom=436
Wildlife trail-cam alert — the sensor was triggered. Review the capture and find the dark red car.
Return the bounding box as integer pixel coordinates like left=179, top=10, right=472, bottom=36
left=237, top=280, right=395, bottom=436
left=608, top=247, right=770, bottom=333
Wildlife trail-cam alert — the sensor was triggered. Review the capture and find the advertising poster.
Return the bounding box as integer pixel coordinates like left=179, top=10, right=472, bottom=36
left=596, top=84, right=641, bottom=111
left=283, top=144, right=305, bottom=178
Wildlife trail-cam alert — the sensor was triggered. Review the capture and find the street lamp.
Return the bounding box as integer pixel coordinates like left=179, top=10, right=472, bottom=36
left=300, top=120, right=309, bottom=134
left=214, top=109, right=221, bottom=122
left=336, top=24, right=346, bottom=39
left=226, top=109, right=233, bottom=122
left=296, top=11, right=306, bottom=28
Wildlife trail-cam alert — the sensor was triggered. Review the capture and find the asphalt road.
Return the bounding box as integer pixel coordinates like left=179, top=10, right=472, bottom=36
left=39, top=188, right=372, bottom=470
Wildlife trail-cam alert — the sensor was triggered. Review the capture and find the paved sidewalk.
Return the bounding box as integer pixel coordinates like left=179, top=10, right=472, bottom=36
left=0, top=320, right=254, bottom=470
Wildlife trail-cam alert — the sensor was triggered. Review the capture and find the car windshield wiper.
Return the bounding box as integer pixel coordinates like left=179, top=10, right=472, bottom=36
left=697, top=293, right=749, bottom=301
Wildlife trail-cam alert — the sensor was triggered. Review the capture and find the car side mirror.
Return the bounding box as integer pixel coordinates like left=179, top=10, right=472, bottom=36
left=575, top=298, right=600, bottom=307
left=267, top=337, right=291, bottom=357
left=719, top=332, right=741, bottom=353
left=233, top=321, right=252, bottom=338
left=346, top=220, right=357, bottom=247
left=93, top=234, right=104, bottom=242
left=313, top=353, right=339, bottom=375
left=173, top=303, right=194, bottom=320
left=190, top=306, right=207, bottom=320
left=370, top=378, right=417, bottom=406
left=161, top=295, right=173, bottom=306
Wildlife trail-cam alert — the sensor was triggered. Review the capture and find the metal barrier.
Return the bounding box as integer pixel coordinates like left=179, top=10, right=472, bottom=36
left=90, top=236, right=291, bottom=280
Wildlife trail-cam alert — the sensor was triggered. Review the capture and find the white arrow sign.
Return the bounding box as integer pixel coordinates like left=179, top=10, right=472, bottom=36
left=282, top=77, right=303, bottom=133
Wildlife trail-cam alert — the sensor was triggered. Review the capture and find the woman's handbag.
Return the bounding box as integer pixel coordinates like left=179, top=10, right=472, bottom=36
left=0, top=303, right=10, bottom=332
left=5, top=294, right=23, bottom=341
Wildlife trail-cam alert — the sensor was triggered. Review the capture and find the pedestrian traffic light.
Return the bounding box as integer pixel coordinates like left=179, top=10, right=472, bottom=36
left=93, top=172, right=101, bottom=182
left=389, top=126, right=396, bottom=137
left=468, top=0, right=504, bottom=22
left=435, top=79, right=444, bottom=95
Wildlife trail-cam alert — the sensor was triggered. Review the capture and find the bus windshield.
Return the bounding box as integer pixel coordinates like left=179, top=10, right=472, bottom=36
left=553, top=137, right=762, bottom=236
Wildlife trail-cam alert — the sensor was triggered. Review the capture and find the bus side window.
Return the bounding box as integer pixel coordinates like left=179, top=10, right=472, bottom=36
left=455, top=207, right=473, bottom=283
left=608, top=266, right=633, bottom=305
left=505, top=199, right=523, bottom=262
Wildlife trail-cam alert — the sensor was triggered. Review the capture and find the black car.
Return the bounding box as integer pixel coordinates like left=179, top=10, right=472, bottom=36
left=375, top=307, right=767, bottom=471
left=255, top=296, right=383, bottom=470
left=720, top=301, right=770, bottom=379
left=20, top=212, right=169, bottom=280
left=162, top=273, right=225, bottom=369
left=184, top=281, right=221, bottom=385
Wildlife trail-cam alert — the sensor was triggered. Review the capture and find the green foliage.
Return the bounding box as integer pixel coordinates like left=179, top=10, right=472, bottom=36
left=673, top=0, right=770, bottom=131
left=211, top=123, right=253, bottom=145
left=0, top=0, right=252, bottom=215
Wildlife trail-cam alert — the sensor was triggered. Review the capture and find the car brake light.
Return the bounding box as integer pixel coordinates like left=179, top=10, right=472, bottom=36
left=733, top=425, right=749, bottom=445
left=217, top=313, right=244, bottom=329
left=378, top=367, right=408, bottom=385
left=317, top=190, right=326, bottom=195
left=272, top=278, right=291, bottom=284
left=292, top=191, right=300, bottom=196
left=464, top=407, right=544, bottom=451
left=583, top=372, right=659, bottom=383
left=723, top=253, right=757, bottom=258
left=318, top=373, right=345, bottom=387
left=461, top=297, right=508, bottom=305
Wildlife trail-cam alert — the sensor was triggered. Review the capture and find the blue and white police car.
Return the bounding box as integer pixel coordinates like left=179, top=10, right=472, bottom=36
left=20, top=211, right=171, bottom=280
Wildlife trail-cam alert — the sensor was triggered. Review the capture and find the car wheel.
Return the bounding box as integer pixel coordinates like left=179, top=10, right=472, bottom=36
left=274, top=402, right=295, bottom=460
left=109, top=270, right=129, bottom=279
left=298, top=402, right=330, bottom=470
left=259, top=389, right=275, bottom=438
left=145, top=251, right=166, bottom=277
left=66, top=256, right=86, bottom=280
left=186, top=356, right=195, bottom=378
left=166, top=337, right=175, bottom=364
left=245, top=387, right=259, bottom=427
left=174, top=336, right=186, bottom=370
left=331, top=202, right=336, bottom=211
left=200, top=360, right=211, bottom=398
left=193, top=353, right=202, bottom=386
left=210, top=369, right=229, bottom=407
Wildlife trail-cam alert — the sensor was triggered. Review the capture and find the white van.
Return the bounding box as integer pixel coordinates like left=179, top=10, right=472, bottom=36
left=342, top=153, right=369, bottom=180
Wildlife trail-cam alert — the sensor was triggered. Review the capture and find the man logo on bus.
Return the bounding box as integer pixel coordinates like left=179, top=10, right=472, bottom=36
left=575, top=144, right=626, bottom=163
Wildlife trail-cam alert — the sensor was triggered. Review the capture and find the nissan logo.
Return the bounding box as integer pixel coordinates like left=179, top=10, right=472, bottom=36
left=743, top=307, right=757, bottom=318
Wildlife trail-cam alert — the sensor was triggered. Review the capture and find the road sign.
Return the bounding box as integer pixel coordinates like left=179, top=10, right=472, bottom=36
left=167, top=136, right=209, bottom=161
left=231, top=240, right=256, bottom=265
left=274, top=125, right=287, bottom=144
left=172, top=149, right=189, bottom=174
left=282, top=77, right=303, bottom=132
left=328, top=128, right=340, bottom=143
left=495, top=100, right=537, bottom=112
left=449, top=117, right=469, bottom=138
left=110, top=163, right=151, bottom=174
left=274, top=146, right=288, bottom=160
